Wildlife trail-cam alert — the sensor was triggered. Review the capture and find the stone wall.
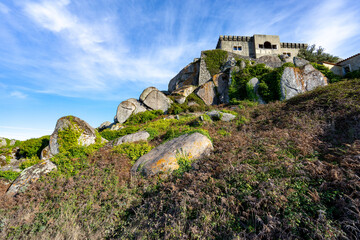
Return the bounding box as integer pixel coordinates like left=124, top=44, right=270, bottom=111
left=216, top=34, right=307, bottom=59
left=337, top=54, right=360, bottom=75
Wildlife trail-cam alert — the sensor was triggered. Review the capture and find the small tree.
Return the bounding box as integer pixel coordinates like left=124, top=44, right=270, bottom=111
left=298, top=44, right=339, bottom=63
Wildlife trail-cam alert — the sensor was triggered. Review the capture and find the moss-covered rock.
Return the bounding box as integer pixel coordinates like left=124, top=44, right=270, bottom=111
left=49, top=116, right=107, bottom=156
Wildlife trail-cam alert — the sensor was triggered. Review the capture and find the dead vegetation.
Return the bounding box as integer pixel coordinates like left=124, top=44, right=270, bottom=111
left=1, top=79, right=360, bottom=239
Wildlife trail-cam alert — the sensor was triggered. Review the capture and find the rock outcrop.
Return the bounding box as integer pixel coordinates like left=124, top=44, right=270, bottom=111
left=281, top=64, right=328, bottom=100
left=131, top=133, right=213, bottom=177
left=293, top=57, right=309, bottom=68
left=6, top=160, right=57, bottom=196
left=212, top=73, right=230, bottom=104
left=168, top=60, right=199, bottom=92
left=113, top=131, right=150, bottom=146
left=116, top=98, right=147, bottom=124
left=256, top=55, right=283, bottom=68
left=48, top=116, right=105, bottom=156
left=195, top=81, right=218, bottom=105
left=171, top=85, right=197, bottom=104
left=0, top=138, right=6, bottom=148
left=139, top=87, right=172, bottom=112
left=198, top=53, right=212, bottom=86
left=248, top=77, right=266, bottom=104
left=206, top=110, right=236, bottom=122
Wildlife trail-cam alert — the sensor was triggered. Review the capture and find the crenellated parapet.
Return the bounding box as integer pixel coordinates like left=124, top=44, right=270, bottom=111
left=216, top=34, right=308, bottom=58
left=281, top=42, right=308, bottom=49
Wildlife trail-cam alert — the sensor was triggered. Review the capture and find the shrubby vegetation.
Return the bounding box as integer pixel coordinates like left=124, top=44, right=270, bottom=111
left=298, top=44, right=339, bottom=63
left=125, top=110, right=163, bottom=125
left=229, top=61, right=295, bottom=103
left=0, top=171, right=20, bottom=181
left=168, top=93, right=209, bottom=115
left=113, top=141, right=153, bottom=165
left=19, top=136, right=49, bottom=159
left=203, top=49, right=228, bottom=76
left=311, top=62, right=342, bottom=83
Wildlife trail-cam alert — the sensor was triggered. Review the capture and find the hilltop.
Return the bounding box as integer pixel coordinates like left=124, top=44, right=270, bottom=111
left=0, top=48, right=359, bottom=239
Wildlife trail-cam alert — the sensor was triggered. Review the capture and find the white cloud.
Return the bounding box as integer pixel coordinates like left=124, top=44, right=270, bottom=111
left=10, top=91, right=27, bottom=99
left=299, top=0, right=360, bottom=57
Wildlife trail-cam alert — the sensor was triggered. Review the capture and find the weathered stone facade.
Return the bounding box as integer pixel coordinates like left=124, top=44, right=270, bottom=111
left=216, top=34, right=307, bottom=59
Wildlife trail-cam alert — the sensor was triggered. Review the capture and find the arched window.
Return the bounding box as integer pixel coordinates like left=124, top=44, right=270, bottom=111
left=264, top=41, right=272, bottom=49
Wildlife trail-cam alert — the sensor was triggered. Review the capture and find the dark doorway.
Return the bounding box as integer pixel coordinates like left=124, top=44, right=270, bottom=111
left=264, top=41, right=272, bottom=49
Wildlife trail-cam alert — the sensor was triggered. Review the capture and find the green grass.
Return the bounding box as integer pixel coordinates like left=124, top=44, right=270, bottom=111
left=113, top=141, right=154, bottom=165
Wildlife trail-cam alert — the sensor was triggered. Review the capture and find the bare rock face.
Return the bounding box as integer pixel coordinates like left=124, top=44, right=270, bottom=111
left=40, top=146, right=51, bottom=161
left=206, top=110, right=236, bottom=122
left=113, top=131, right=150, bottom=146
left=98, top=121, right=112, bottom=131
left=6, top=160, right=57, bottom=196
left=49, top=116, right=104, bottom=156
left=168, top=60, right=199, bottom=92
left=248, top=77, right=266, bottom=104
left=116, top=98, right=147, bottom=124
left=139, top=87, right=172, bottom=112
left=199, top=52, right=212, bottom=86
left=131, top=132, right=213, bottom=177
left=281, top=64, right=328, bottom=100
left=293, top=57, right=309, bottom=68
left=256, top=55, right=283, bottom=68
left=171, top=85, right=196, bottom=104
left=195, top=81, right=218, bottom=105
left=213, top=73, right=229, bottom=104
left=0, top=138, right=6, bottom=148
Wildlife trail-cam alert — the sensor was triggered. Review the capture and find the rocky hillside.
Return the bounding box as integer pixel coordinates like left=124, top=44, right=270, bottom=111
left=0, top=50, right=359, bottom=239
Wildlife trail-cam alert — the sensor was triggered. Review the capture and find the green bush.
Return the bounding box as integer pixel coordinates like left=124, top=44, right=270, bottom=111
left=20, top=156, right=41, bottom=170
left=297, top=44, right=339, bottom=63
left=344, top=70, right=360, bottom=79
left=125, top=110, right=163, bottom=125
left=19, top=136, right=49, bottom=158
left=203, top=49, right=228, bottom=76
left=0, top=170, right=20, bottom=181
left=172, top=151, right=193, bottom=177
left=229, top=62, right=291, bottom=103
left=311, top=63, right=342, bottom=83
left=113, top=141, right=154, bottom=165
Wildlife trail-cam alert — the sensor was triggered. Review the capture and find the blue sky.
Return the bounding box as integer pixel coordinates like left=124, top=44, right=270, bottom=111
left=0, top=0, right=359, bottom=140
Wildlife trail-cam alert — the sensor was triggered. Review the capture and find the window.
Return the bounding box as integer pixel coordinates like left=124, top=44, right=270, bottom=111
left=233, top=46, right=237, bottom=50
left=264, top=41, right=272, bottom=49
left=272, top=45, right=277, bottom=49
left=343, top=65, right=351, bottom=74
left=287, top=53, right=291, bottom=57
left=233, top=46, right=242, bottom=51
left=259, top=44, right=264, bottom=49
left=237, top=46, right=242, bottom=51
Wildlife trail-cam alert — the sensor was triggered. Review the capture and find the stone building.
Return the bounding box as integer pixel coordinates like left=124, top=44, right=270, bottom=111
left=323, top=53, right=360, bottom=76
left=216, top=34, right=308, bottom=59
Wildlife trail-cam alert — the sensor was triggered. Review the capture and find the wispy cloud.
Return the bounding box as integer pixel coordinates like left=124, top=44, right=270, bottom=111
left=298, top=0, right=360, bottom=57
left=10, top=91, right=27, bottom=99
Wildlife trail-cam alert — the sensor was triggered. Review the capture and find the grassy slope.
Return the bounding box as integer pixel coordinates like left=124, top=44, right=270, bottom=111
left=1, top=79, right=360, bottom=239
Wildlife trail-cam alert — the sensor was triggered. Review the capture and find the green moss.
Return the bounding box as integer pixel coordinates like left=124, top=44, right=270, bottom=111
left=221, top=109, right=238, bottom=116
left=113, top=141, right=154, bottom=165
left=0, top=170, right=20, bottom=181
left=203, top=49, right=228, bottom=76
